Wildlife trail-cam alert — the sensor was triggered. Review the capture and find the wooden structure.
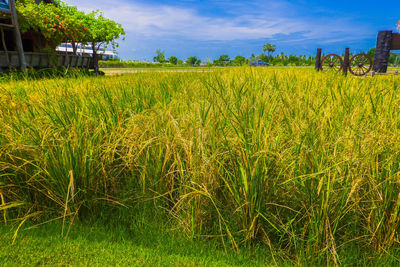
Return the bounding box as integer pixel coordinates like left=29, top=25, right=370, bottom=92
left=373, top=31, right=400, bottom=73
left=315, top=27, right=400, bottom=76
left=343, top=48, right=350, bottom=76
left=0, top=0, right=26, bottom=70
left=315, top=49, right=373, bottom=76
left=314, top=48, right=322, bottom=71
left=0, top=0, right=94, bottom=71
left=0, top=51, right=93, bottom=69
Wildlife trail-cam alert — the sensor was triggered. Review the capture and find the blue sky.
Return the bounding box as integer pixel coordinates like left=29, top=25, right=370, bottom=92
left=64, top=0, right=399, bottom=61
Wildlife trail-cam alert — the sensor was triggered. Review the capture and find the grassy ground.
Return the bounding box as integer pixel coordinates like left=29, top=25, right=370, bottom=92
left=0, top=222, right=270, bottom=266
left=1, top=222, right=400, bottom=266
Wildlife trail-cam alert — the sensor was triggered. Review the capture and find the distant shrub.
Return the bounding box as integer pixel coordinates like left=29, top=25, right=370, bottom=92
left=99, top=60, right=183, bottom=68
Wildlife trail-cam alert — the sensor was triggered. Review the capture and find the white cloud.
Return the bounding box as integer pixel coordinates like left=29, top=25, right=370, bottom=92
left=63, top=0, right=371, bottom=42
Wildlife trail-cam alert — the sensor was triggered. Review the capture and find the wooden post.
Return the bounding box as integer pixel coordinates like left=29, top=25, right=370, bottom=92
left=373, top=30, right=392, bottom=73
left=343, top=48, right=350, bottom=76
left=9, top=0, right=26, bottom=71
left=1, top=28, right=11, bottom=68
left=315, top=48, right=322, bottom=71
left=92, top=43, right=99, bottom=73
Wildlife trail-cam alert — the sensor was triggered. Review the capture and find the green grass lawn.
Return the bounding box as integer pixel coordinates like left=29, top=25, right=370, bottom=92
left=2, top=222, right=400, bottom=266
left=0, top=223, right=271, bottom=267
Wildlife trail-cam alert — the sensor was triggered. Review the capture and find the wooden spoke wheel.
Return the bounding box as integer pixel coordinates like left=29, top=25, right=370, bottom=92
left=321, top=54, right=343, bottom=72
left=349, top=53, right=372, bottom=76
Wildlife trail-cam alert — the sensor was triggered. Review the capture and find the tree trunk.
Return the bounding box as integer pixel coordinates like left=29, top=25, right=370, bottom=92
left=92, top=43, right=99, bottom=73
left=72, top=41, right=77, bottom=55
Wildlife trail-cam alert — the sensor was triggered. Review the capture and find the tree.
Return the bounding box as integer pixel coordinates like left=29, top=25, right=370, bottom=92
left=168, top=56, right=178, bottom=65
left=263, top=43, right=276, bottom=57
left=153, top=50, right=166, bottom=63
left=187, top=56, right=198, bottom=66
left=219, top=54, right=230, bottom=62
left=262, top=44, right=269, bottom=54
left=213, top=54, right=231, bottom=66
left=258, top=54, right=268, bottom=63
left=17, top=1, right=125, bottom=72
left=232, top=55, right=247, bottom=66
left=17, top=1, right=89, bottom=50
left=81, top=11, right=125, bottom=72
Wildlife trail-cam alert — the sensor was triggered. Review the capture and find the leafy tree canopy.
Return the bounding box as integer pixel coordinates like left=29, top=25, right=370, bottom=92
left=187, top=56, right=199, bottom=66
left=213, top=54, right=231, bottom=66
left=232, top=55, right=247, bottom=66
left=168, top=56, right=178, bottom=65
left=16, top=0, right=125, bottom=51
left=263, top=43, right=276, bottom=57
left=218, top=54, right=230, bottom=62
left=153, top=50, right=166, bottom=63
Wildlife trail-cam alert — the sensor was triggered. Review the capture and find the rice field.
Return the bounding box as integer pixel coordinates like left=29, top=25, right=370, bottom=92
left=1, top=67, right=400, bottom=263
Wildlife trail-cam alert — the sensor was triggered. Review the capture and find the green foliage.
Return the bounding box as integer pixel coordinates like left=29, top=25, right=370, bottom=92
left=213, top=54, right=231, bottom=66
left=218, top=54, right=230, bottom=62
left=262, top=43, right=276, bottom=57
left=187, top=56, right=199, bottom=66
left=80, top=10, right=125, bottom=51
left=257, top=53, right=269, bottom=63
left=389, top=52, right=400, bottom=65
left=99, top=60, right=165, bottom=68
left=16, top=0, right=87, bottom=46
left=98, top=60, right=199, bottom=68
left=153, top=50, right=166, bottom=63
left=168, top=56, right=178, bottom=65
left=16, top=0, right=125, bottom=51
left=367, top=48, right=376, bottom=60
left=257, top=52, right=315, bottom=66
left=232, top=56, right=247, bottom=66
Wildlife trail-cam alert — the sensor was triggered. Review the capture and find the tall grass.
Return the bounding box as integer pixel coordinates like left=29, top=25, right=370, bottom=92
left=1, top=68, right=400, bottom=263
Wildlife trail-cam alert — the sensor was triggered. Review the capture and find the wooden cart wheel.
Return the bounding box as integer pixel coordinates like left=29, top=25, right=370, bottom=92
left=321, top=54, right=343, bottom=72
left=349, top=53, right=372, bottom=76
